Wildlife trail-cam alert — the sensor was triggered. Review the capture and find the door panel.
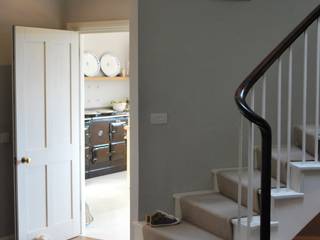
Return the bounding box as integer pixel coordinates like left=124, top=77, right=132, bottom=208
left=49, top=161, right=73, bottom=224
left=26, top=165, right=47, bottom=230
left=47, top=42, right=73, bottom=146
left=14, top=26, right=80, bottom=240
left=24, top=42, right=46, bottom=150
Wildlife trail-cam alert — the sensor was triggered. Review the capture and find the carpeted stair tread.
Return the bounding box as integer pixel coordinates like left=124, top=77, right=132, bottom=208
left=256, top=146, right=314, bottom=183
left=143, top=221, right=222, bottom=240
left=180, top=192, right=252, bottom=240
left=216, top=169, right=279, bottom=213
left=294, top=125, right=319, bottom=157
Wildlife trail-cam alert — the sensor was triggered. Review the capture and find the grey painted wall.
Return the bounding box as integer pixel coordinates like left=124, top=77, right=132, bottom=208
left=0, top=65, right=14, bottom=237
left=138, top=0, right=320, bottom=218
left=0, top=0, right=65, bottom=65
left=1, top=0, right=320, bottom=236
left=64, top=0, right=130, bottom=23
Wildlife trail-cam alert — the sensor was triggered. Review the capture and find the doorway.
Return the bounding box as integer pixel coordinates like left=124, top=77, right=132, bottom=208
left=12, top=16, right=139, bottom=239
left=81, top=29, right=130, bottom=240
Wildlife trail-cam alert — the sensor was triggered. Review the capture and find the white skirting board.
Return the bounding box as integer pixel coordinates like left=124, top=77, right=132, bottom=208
left=132, top=221, right=144, bottom=240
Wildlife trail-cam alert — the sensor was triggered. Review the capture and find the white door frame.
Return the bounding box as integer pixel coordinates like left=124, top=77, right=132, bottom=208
left=67, top=16, right=139, bottom=238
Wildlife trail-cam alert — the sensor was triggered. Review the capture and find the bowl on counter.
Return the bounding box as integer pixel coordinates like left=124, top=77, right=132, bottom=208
left=112, top=102, right=127, bottom=112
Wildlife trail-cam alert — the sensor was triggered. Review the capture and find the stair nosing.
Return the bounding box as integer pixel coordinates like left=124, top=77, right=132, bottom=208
left=290, top=161, right=320, bottom=170
left=231, top=216, right=279, bottom=229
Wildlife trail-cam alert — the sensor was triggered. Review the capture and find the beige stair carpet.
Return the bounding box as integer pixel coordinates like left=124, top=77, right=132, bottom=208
left=217, top=169, right=279, bottom=213
left=180, top=192, right=251, bottom=240
left=294, top=126, right=319, bottom=157
left=256, top=146, right=313, bottom=184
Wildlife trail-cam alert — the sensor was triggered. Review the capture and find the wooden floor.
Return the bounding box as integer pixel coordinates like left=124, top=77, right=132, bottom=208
left=294, top=213, right=320, bottom=239
left=295, top=238, right=320, bottom=240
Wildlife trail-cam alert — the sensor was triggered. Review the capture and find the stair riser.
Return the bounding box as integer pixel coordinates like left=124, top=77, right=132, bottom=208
left=217, top=173, right=260, bottom=213
left=293, top=127, right=318, bottom=158
left=256, top=149, right=287, bottom=184
left=180, top=198, right=233, bottom=240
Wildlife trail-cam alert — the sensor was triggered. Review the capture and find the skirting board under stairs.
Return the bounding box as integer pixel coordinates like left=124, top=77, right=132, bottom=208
left=132, top=221, right=144, bottom=240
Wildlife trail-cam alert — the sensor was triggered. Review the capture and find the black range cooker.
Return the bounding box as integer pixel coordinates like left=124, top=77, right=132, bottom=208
left=85, top=110, right=128, bottom=179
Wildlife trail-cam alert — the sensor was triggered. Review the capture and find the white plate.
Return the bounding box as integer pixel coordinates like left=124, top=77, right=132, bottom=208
left=83, top=52, right=100, bottom=77
left=100, top=53, right=121, bottom=77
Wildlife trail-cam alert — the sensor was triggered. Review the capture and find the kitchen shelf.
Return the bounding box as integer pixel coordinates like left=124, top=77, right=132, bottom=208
left=84, top=76, right=129, bottom=81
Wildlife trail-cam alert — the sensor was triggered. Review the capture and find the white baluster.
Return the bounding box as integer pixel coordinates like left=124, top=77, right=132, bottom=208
left=287, top=47, right=293, bottom=186
left=237, top=116, right=243, bottom=225
left=262, top=75, right=267, bottom=119
left=277, top=58, right=282, bottom=190
left=302, top=31, right=308, bottom=162
left=315, top=19, right=320, bottom=162
left=247, top=89, right=255, bottom=232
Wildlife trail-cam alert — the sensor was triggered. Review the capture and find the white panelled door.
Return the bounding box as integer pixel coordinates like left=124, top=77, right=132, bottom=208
left=14, top=26, right=81, bottom=240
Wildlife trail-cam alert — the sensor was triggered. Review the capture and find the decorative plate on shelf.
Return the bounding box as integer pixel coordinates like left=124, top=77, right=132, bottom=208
left=83, top=52, right=100, bottom=77
left=100, top=53, right=121, bottom=77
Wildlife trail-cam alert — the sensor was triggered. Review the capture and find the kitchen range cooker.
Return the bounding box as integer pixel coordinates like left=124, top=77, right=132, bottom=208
left=85, top=109, right=128, bottom=179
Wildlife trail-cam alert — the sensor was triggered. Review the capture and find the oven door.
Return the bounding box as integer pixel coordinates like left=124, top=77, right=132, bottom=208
left=90, top=145, right=111, bottom=171
left=89, top=120, right=110, bottom=145
left=110, top=142, right=127, bottom=169
left=110, top=121, right=127, bottom=143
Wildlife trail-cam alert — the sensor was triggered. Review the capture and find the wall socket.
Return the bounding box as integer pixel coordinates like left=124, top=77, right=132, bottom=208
left=150, top=113, right=168, bottom=125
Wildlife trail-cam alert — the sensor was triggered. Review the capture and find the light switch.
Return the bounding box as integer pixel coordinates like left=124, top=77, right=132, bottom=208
left=150, top=113, right=168, bottom=125
left=0, top=132, right=10, bottom=144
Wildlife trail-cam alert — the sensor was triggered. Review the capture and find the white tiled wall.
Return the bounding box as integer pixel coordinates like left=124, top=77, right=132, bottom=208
left=85, top=80, right=129, bottom=108
left=82, top=32, right=130, bottom=109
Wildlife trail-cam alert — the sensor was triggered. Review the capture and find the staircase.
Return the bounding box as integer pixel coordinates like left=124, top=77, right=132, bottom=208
left=142, top=126, right=320, bottom=240
left=141, top=4, right=320, bottom=240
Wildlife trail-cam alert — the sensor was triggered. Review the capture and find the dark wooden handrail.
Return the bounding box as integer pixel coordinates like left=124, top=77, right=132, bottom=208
left=234, top=4, right=320, bottom=240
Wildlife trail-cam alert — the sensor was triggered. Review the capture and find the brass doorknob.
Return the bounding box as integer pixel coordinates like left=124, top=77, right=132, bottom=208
left=21, top=157, right=31, bottom=164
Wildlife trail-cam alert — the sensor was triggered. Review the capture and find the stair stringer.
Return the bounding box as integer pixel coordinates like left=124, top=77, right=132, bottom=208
left=268, top=166, right=320, bottom=239
left=232, top=217, right=278, bottom=240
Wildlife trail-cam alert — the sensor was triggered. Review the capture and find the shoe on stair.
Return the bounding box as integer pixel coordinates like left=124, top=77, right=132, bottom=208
left=146, top=210, right=180, bottom=227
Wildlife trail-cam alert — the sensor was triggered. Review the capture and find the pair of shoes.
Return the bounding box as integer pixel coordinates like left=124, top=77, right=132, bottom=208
left=146, top=210, right=180, bottom=227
